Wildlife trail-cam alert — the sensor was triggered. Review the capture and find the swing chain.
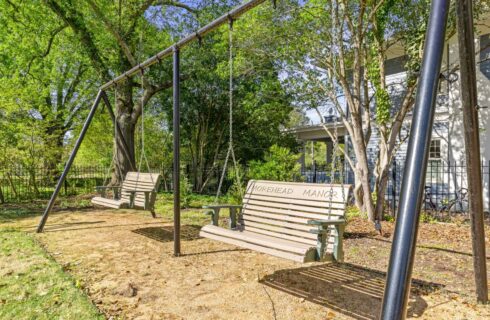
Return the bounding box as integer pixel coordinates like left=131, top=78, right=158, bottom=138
left=215, top=18, right=243, bottom=203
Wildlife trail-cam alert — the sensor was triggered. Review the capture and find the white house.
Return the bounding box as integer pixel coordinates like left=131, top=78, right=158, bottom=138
left=292, top=19, right=490, bottom=212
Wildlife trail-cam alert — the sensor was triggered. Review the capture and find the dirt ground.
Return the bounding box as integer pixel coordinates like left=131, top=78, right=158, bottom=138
left=8, top=209, right=490, bottom=320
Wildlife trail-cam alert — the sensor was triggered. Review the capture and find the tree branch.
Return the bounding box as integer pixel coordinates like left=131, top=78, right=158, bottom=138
left=26, top=23, right=68, bottom=76
left=127, top=0, right=197, bottom=36
left=43, top=0, right=110, bottom=80
left=86, top=0, right=137, bottom=66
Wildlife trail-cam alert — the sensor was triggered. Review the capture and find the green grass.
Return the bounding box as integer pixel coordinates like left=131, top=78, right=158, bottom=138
left=0, top=196, right=94, bottom=223
left=0, top=207, right=39, bottom=223
left=0, top=228, right=104, bottom=320
left=154, top=193, right=233, bottom=226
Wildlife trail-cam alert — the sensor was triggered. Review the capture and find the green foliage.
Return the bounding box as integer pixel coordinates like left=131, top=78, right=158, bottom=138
left=420, top=211, right=438, bottom=224
left=224, top=164, right=247, bottom=204
left=0, top=229, right=103, bottom=319
left=366, top=45, right=391, bottom=126
left=248, top=145, right=302, bottom=182
left=383, top=214, right=395, bottom=223
left=304, top=141, right=327, bottom=167
left=346, top=206, right=363, bottom=222
left=0, top=0, right=97, bottom=171
left=156, top=3, right=296, bottom=191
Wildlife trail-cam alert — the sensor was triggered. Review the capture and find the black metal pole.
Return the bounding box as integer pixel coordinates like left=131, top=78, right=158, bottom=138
left=173, top=47, right=181, bottom=256
left=456, top=0, right=488, bottom=303
left=100, top=91, right=136, bottom=171
left=380, top=1, right=449, bottom=318
left=36, top=90, right=104, bottom=233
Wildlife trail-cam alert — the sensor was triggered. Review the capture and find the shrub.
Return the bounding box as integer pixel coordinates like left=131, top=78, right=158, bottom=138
left=346, top=206, right=362, bottom=222
left=225, top=164, right=247, bottom=204
left=247, top=145, right=303, bottom=182
left=420, top=211, right=437, bottom=223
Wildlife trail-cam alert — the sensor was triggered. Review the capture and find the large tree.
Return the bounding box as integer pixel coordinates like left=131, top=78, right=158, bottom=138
left=0, top=0, right=96, bottom=177
left=236, top=0, right=433, bottom=225
left=40, top=0, right=198, bottom=183
left=156, top=2, right=296, bottom=192
left=247, top=0, right=489, bottom=226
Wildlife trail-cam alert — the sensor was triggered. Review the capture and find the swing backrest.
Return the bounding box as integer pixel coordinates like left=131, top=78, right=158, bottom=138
left=241, top=180, right=351, bottom=254
left=120, top=172, right=161, bottom=208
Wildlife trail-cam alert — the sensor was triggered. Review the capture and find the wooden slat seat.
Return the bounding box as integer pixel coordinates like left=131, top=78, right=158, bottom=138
left=200, top=180, right=352, bottom=263
left=91, top=172, right=161, bottom=217
left=200, top=225, right=317, bottom=263
left=91, top=197, right=129, bottom=209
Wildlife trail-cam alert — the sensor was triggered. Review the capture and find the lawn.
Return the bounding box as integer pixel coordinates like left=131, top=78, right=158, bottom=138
left=0, top=227, right=104, bottom=320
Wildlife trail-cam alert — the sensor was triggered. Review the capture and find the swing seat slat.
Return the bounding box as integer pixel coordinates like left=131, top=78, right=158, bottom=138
left=200, top=180, right=351, bottom=263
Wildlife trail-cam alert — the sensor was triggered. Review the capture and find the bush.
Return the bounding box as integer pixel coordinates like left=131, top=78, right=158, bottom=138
left=345, top=206, right=363, bottom=223
left=224, top=164, right=247, bottom=204
left=420, top=211, right=437, bottom=223
left=247, top=145, right=303, bottom=182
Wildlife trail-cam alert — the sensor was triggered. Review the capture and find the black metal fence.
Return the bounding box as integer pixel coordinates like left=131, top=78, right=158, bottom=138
left=0, top=166, right=109, bottom=203
left=302, top=159, right=490, bottom=214
left=3, top=161, right=489, bottom=214
left=0, top=165, right=229, bottom=203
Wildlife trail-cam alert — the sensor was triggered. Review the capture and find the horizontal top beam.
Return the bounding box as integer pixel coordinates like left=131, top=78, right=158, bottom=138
left=101, top=0, right=266, bottom=91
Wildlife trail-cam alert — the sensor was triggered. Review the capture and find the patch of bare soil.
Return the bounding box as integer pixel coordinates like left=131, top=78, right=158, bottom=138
left=10, top=211, right=490, bottom=319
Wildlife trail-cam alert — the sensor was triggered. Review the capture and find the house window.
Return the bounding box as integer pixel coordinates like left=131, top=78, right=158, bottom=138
left=427, top=139, right=442, bottom=183
left=429, top=139, right=441, bottom=159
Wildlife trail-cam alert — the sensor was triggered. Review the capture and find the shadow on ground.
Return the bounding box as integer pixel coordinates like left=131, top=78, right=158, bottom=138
left=260, top=262, right=444, bottom=320
left=132, top=225, right=201, bottom=242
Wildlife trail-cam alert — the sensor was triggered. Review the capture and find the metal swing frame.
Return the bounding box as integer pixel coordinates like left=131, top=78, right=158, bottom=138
left=36, top=0, right=268, bottom=237
left=36, top=0, right=486, bottom=316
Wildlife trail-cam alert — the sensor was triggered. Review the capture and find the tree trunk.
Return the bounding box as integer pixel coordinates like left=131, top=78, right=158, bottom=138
left=353, top=180, right=364, bottom=211
left=112, top=80, right=136, bottom=185
left=349, top=117, right=376, bottom=222
left=29, top=168, right=40, bottom=197
left=374, top=164, right=391, bottom=221
left=6, top=173, right=18, bottom=199
left=0, top=183, right=4, bottom=204
left=373, top=135, right=394, bottom=222
left=44, top=124, right=65, bottom=183
left=357, top=160, right=376, bottom=222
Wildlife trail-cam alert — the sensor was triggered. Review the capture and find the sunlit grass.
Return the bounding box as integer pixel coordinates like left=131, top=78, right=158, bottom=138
left=154, top=193, right=223, bottom=226
left=0, top=228, right=104, bottom=319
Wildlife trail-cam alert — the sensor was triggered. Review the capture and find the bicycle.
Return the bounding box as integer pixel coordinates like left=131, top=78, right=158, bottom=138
left=439, top=187, right=468, bottom=217
left=423, top=186, right=468, bottom=220
left=423, top=186, right=438, bottom=211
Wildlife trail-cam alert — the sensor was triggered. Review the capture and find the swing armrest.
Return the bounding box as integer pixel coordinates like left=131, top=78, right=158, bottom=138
left=202, top=205, right=242, bottom=228
left=308, top=219, right=345, bottom=262
left=126, top=190, right=155, bottom=210
left=307, top=219, right=346, bottom=228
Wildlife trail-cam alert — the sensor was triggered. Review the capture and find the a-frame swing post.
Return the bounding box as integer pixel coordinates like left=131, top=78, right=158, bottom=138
left=173, top=46, right=181, bottom=256
left=36, top=90, right=105, bottom=233
left=380, top=0, right=450, bottom=318
left=456, top=0, right=488, bottom=303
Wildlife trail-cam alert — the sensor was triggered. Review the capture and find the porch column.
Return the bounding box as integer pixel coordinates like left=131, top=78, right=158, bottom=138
left=300, top=141, right=306, bottom=172
left=325, top=139, right=333, bottom=168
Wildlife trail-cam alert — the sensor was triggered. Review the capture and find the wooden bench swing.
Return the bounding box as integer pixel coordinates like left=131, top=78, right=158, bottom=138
left=91, top=82, right=161, bottom=217
left=200, top=180, right=351, bottom=263
left=91, top=172, right=161, bottom=217
left=199, top=25, right=351, bottom=263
